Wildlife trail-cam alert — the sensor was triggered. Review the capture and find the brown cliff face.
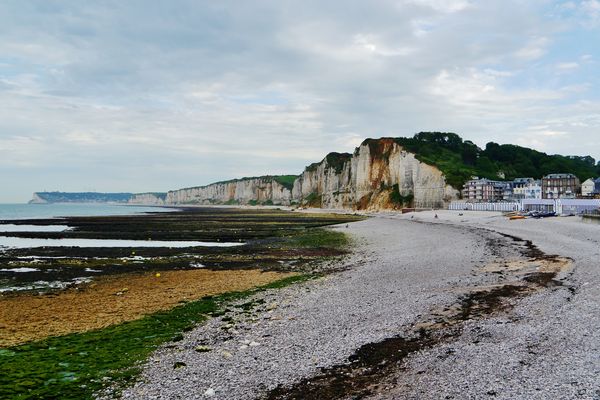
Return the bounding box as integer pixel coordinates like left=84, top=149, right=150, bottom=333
left=292, top=139, right=459, bottom=210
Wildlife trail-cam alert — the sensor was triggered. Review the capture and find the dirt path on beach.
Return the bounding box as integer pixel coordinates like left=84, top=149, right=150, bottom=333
left=0, top=269, right=295, bottom=347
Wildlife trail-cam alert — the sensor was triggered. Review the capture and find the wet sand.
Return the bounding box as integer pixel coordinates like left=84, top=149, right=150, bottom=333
left=0, top=269, right=295, bottom=347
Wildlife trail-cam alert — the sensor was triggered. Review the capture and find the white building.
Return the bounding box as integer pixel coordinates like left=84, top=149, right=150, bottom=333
left=461, top=178, right=505, bottom=202
left=582, top=179, right=595, bottom=197
left=522, top=199, right=555, bottom=213
left=513, top=179, right=542, bottom=199
left=518, top=199, right=600, bottom=215
left=559, top=199, right=600, bottom=215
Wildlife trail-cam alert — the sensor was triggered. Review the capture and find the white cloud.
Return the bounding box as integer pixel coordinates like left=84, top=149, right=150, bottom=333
left=353, top=34, right=414, bottom=57
left=556, top=61, right=579, bottom=70
left=403, top=0, right=471, bottom=13
left=583, top=0, right=600, bottom=11
left=514, top=37, right=550, bottom=61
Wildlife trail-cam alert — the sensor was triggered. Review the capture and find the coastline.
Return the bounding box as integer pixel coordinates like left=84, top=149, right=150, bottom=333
left=0, top=207, right=361, bottom=399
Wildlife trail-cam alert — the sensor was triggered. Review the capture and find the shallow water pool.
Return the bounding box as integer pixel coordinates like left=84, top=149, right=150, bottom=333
left=0, top=237, right=243, bottom=249
left=0, top=224, right=70, bottom=232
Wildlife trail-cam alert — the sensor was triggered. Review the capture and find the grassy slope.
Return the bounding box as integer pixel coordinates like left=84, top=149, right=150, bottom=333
left=272, top=175, right=298, bottom=191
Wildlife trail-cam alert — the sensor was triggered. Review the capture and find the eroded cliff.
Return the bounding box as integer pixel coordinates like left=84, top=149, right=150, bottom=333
left=292, top=138, right=458, bottom=209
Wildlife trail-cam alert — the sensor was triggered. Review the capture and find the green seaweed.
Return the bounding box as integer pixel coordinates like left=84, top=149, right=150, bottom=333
left=0, top=208, right=361, bottom=399
left=0, top=275, right=312, bottom=400
left=283, top=228, right=350, bottom=249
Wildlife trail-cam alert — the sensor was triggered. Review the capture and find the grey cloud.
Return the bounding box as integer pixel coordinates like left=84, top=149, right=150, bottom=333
left=0, top=0, right=599, bottom=201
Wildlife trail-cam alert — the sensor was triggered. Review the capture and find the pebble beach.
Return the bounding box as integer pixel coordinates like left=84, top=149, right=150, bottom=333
left=119, top=211, right=600, bottom=400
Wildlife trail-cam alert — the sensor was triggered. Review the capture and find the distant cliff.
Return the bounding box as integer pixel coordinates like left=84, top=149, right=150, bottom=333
left=165, top=176, right=295, bottom=205
left=32, top=133, right=600, bottom=209
left=30, top=191, right=168, bottom=205
left=30, top=192, right=136, bottom=204
left=128, top=193, right=167, bottom=205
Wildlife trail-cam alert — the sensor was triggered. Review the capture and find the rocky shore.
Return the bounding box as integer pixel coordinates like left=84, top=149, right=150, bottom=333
left=116, top=211, right=598, bottom=399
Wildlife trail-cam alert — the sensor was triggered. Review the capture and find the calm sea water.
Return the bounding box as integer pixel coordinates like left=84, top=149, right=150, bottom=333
left=0, top=203, right=240, bottom=292
left=0, top=203, right=175, bottom=220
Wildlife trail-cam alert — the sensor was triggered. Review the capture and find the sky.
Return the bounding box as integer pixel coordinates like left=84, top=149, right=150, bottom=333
left=1, top=0, right=600, bottom=202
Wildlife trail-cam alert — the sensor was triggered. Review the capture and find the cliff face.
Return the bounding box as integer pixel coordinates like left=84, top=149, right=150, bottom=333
left=30, top=138, right=459, bottom=209
left=292, top=139, right=459, bottom=210
left=128, top=193, right=166, bottom=205
left=165, top=177, right=293, bottom=205
left=29, top=193, right=48, bottom=204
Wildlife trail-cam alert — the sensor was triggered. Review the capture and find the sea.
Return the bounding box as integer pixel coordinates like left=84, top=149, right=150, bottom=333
left=0, top=203, right=174, bottom=220
left=0, top=203, right=239, bottom=293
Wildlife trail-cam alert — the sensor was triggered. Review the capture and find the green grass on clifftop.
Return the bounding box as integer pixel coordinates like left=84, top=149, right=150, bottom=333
left=273, top=175, right=298, bottom=190
left=363, top=132, right=600, bottom=189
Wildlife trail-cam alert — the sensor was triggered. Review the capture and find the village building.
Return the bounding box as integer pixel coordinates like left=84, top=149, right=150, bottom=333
left=461, top=178, right=505, bottom=202
left=581, top=178, right=600, bottom=198
left=512, top=178, right=542, bottom=200
left=582, top=178, right=595, bottom=197
left=541, top=173, right=580, bottom=199
left=559, top=199, right=600, bottom=215
left=502, top=183, right=514, bottom=201
left=521, top=198, right=555, bottom=213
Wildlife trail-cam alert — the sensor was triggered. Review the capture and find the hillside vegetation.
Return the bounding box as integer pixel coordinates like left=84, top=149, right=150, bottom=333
left=364, top=132, right=599, bottom=189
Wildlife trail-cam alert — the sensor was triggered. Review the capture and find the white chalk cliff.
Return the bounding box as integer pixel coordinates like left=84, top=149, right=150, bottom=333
left=292, top=138, right=458, bottom=210
left=165, top=177, right=293, bottom=205
left=31, top=138, right=459, bottom=210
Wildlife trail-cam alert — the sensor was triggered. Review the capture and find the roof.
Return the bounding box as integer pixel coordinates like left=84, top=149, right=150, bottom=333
left=513, top=177, right=534, bottom=183
left=522, top=199, right=555, bottom=205
left=543, top=173, right=578, bottom=179
left=559, top=199, right=600, bottom=206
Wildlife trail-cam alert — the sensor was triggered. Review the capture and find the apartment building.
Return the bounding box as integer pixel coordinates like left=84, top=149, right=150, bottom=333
left=512, top=178, right=542, bottom=200
left=541, top=173, right=581, bottom=199
left=461, top=178, right=505, bottom=202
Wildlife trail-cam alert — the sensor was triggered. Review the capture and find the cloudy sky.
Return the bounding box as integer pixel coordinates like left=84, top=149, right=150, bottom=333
left=1, top=0, right=599, bottom=202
